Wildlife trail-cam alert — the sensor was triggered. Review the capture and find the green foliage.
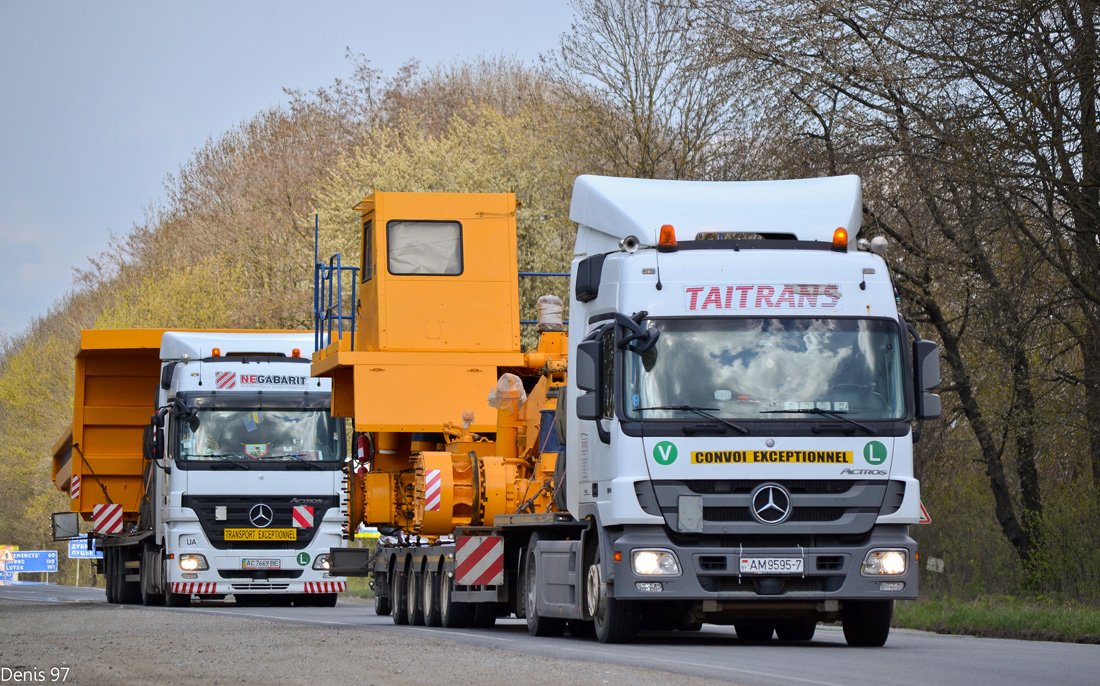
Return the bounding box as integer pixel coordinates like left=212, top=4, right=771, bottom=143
left=895, top=597, right=1100, bottom=643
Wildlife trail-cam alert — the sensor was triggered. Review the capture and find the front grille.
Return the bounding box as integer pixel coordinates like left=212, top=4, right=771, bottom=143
left=231, top=583, right=290, bottom=591
left=685, top=480, right=852, bottom=495
left=182, top=495, right=338, bottom=550
left=653, top=480, right=887, bottom=535
left=218, top=570, right=305, bottom=579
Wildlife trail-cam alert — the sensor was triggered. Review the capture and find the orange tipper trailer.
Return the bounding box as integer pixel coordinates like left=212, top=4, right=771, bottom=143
left=53, top=328, right=166, bottom=519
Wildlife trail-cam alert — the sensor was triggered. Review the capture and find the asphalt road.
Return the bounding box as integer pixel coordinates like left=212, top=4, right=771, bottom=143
left=2, top=584, right=1096, bottom=686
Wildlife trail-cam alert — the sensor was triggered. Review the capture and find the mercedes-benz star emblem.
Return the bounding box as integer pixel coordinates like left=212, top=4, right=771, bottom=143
left=750, top=484, right=792, bottom=525
left=249, top=503, right=274, bottom=528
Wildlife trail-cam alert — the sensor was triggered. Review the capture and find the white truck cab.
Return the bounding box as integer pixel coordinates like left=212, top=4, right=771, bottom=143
left=564, top=175, right=940, bottom=644
left=151, top=332, right=347, bottom=606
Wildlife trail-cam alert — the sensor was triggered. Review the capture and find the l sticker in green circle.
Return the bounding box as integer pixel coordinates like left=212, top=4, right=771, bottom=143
left=297, top=552, right=311, bottom=566
left=653, top=441, right=678, bottom=465
left=863, top=441, right=888, bottom=465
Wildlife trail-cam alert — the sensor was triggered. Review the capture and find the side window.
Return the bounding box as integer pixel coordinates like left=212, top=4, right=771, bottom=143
left=600, top=327, right=615, bottom=419
left=361, top=219, right=373, bottom=283
left=387, top=220, right=463, bottom=275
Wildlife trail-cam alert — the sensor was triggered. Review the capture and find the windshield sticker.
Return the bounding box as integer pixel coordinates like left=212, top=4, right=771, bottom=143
left=653, top=441, right=678, bottom=465
left=684, top=284, right=841, bottom=311
left=691, top=450, right=853, bottom=464
left=244, top=443, right=270, bottom=459
left=863, top=441, right=888, bottom=465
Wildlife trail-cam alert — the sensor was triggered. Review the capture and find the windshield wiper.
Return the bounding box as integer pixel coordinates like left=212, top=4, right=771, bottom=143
left=267, top=453, right=325, bottom=470
left=759, top=408, right=879, bottom=435
left=182, top=453, right=249, bottom=469
left=636, top=406, right=750, bottom=435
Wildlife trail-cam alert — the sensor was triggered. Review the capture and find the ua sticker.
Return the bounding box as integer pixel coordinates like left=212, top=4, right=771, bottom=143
left=297, top=552, right=311, bottom=566
left=653, top=441, right=678, bottom=465
left=863, top=441, right=888, bottom=465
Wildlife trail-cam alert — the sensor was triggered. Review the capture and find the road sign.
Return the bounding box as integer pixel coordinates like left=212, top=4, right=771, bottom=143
left=68, top=537, right=103, bottom=559
left=7, top=551, right=58, bottom=573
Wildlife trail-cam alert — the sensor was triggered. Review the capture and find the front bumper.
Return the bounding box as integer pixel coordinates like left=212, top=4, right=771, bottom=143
left=609, top=524, right=917, bottom=602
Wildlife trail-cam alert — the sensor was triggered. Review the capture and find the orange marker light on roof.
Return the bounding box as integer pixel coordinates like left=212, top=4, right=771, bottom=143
left=292, top=348, right=301, bottom=358
left=658, top=224, right=678, bottom=247
left=832, top=227, right=849, bottom=250
left=211, top=348, right=221, bottom=357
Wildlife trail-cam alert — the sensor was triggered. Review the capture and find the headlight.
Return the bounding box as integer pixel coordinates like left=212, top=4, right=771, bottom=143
left=312, top=554, right=331, bottom=571
left=632, top=549, right=681, bottom=576
left=862, top=549, right=907, bottom=576
left=179, top=553, right=208, bottom=571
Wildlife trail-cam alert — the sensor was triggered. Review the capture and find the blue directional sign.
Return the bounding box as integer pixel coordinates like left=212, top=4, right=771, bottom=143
left=68, top=537, right=103, bottom=559
left=7, top=551, right=58, bottom=573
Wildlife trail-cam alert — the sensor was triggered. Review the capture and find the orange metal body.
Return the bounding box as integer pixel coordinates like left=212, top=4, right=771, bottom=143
left=311, top=192, right=567, bottom=537
left=52, top=328, right=293, bottom=522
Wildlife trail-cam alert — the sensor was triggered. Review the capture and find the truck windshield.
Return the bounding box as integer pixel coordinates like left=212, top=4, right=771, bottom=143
left=178, top=409, right=342, bottom=463
left=624, top=318, right=906, bottom=421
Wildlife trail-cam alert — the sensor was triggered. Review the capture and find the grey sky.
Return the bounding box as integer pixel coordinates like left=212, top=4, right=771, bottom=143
left=0, top=1, right=575, bottom=339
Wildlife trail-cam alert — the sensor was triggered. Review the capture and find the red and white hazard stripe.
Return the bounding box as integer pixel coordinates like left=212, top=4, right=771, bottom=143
left=304, top=581, right=346, bottom=593
left=92, top=503, right=123, bottom=534
left=425, top=469, right=442, bottom=512
left=291, top=505, right=314, bottom=528
left=215, top=371, right=236, bottom=389
left=70, top=474, right=81, bottom=500
left=172, top=582, right=217, bottom=595
left=455, top=535, right=504, bottom=586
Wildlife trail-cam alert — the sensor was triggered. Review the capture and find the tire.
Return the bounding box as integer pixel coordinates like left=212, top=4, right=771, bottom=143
left=735, top=623, right=775, bottom=642
left=140, top=545, right=164, bottom=607
left=407, top=562, right=425, bottom=625
left=471, top=602, right=497, bottom=628
left=587, top=547, right=637, bottom=644
left=165, top=585, right=191, bottom=608
left=422, top=566, right=442, bottom=627
left=842, top=600, right=893, bottom=647
left=104, top=548, right=117, bottom=604
left=776, top=619, right=816, bottom=641
left=440, top=568, right=472, bottom=628
left=391, top=561, right=409, bottom=625
left=525, top=538, right=566, bottom=637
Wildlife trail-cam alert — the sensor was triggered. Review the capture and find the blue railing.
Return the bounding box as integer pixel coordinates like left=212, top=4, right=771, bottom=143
left=313, top=217, right=359, bottom=352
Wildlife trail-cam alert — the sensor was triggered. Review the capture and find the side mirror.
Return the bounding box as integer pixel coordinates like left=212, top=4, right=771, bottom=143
left=915, top=339, right=940, bottom=389
left=143, top=423, right=164, bottom=462
left=914, top=339, right=942, bottom=419
left=52, top=512, right=80, bottom=541
left=576, top=391, right=599, bottom=421
left=576, top=339, right=600, bottom=392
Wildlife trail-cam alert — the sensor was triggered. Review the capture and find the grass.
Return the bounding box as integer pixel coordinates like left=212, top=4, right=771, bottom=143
left=345, top=574, right=376, bottom=600
left=894, top=596, right=1100, bottom=643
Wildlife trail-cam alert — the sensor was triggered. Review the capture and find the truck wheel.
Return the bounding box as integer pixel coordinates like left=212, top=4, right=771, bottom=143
left=407, top=562, right=425, bottom=625
left=587, top=550, right=637, bottom=644
left=525, top=540, right=566, bottom=637
left=104, top=549, right=117, bottom=604
left=422, top=566, right=442, bottom=627
left=735, top=623, right=775, bottom=642
left=140, top=545, right=164, bottom=606
left=776, top=619, right=816, bottom=641
left=440, top=569, right=472, bottom=628
left=842, top=600, right=893, bottom=647
left=390, top=561, right=409, bottom=625
left=165, top=588, right=191, bottom=607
